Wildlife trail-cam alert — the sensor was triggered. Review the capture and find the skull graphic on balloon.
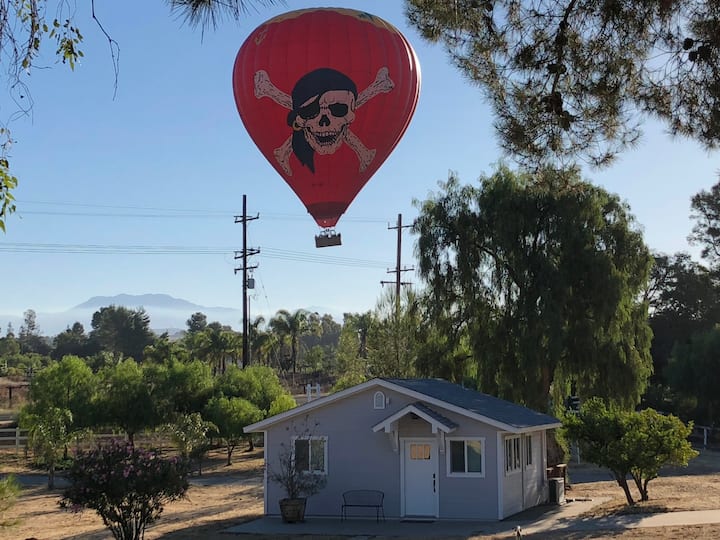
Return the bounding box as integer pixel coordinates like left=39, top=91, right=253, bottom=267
left=233, top=8, right=421, bottom=246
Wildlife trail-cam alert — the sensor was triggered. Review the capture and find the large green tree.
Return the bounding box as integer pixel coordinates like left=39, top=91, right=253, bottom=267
left=90, top=305, right=155, bottom=363
left=366, top=288, right=422, bottom=378
left=667, top=326, right=720, bottom=424
left=204, top=395, right=262, bottom=464
left=414, top=165, right=653, bottom=412
left=151, top=359, right=215, bottom=417
left=52, top=322, right=97, bottom=360
left=646, top=253, right=719, bottom=386
left=24, top=355, right=97, bottom=431
left=406, top=0, right=720, bottom=168
left=216, top=365, right=292, bottom=416
left=689, top=175, right=720, bottom=268
left=95, top=360, right=160, bottom=446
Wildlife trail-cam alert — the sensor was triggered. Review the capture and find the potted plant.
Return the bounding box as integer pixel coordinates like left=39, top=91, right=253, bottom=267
left=267, top=438, right=327, bottom=523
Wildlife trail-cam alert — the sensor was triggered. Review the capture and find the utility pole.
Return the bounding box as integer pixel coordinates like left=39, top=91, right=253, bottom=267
left=381, top=213, right=414, bottom=304
left=381, top=213, right=414, bottom=377
left=234, top=194, right=259, bottom=368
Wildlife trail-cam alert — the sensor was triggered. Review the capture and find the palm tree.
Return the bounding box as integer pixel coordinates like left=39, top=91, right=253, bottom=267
left=198, top=327, right=237, bottom=375
left=248, top=316, right=268, bottom=365
left=269, top=309, right=310, bottom=374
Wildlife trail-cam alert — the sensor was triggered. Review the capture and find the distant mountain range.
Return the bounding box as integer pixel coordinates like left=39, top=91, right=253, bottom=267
left=0, top=294, right=342, bottom=337
left=1, top=294, right=244, bottom=337
left=73, top=294, right=237, bottom=313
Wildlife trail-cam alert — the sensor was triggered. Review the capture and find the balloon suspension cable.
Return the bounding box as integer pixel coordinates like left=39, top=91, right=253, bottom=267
left=315, top=228, right=342, bottom=248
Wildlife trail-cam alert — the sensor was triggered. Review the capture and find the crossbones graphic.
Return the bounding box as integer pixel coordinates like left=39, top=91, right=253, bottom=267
left=254, top=66, right=395, bottom=175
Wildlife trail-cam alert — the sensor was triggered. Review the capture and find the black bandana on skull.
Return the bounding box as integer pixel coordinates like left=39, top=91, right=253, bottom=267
left=286, top=68, right=358, bottom=173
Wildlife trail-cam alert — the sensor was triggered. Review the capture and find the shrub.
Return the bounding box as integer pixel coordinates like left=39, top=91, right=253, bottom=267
left=61, top=439, right=190, bottom=540
left=564, top=398, right=697, bottom=505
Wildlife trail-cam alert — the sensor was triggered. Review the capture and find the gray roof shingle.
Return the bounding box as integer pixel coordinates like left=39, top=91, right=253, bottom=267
left=383, top=378, right=560, bottom=429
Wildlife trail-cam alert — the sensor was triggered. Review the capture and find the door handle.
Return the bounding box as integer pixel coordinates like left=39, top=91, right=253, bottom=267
left=433, top=473, right=436, bottom=493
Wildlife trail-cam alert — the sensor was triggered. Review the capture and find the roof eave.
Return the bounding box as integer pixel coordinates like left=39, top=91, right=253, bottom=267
left=244, top=378, right=386, bottom=433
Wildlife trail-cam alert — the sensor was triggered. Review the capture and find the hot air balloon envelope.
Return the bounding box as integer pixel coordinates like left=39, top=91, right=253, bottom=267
left=232, top=8, right=421, bottom=232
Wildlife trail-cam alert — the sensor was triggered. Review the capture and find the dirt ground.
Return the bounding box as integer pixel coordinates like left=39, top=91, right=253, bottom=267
left=1, top=446, right=720, bottom=539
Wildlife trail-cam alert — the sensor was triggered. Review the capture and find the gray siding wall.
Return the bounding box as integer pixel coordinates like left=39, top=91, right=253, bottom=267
left=502, top=442, right=524, bottom=517
left=501, top=431, right=547, bottom=518
left=263, top=385, right=506, bottom=520
left=523, top=432, right=547, bottom=508
left=264, top=387, right=403, bottom=518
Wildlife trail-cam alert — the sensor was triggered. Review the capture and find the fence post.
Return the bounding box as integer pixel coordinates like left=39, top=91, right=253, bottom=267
left=15, top=426, right=20, bottom=453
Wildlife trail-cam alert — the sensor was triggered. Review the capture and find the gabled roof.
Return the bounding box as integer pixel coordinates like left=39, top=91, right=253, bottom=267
left=372, top=401, right=458, bottom=434
left=383, top=379, right=560, bottom=431
left=244, top=378, right=561, bottom=434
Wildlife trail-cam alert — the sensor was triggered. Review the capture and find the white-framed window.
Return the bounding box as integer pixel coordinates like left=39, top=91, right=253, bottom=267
left=505, top=435, right=521, bottom=475
left=373, top=391, right=386, bottom=409
left=292, top=436, right=328, bottom=475
left=525, top=434, right=534, bottom=468
left=446, top=437, right=485, bottom=477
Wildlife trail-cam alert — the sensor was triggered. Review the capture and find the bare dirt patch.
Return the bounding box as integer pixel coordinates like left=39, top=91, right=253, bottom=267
left=2, top=447, right=719, bottom=539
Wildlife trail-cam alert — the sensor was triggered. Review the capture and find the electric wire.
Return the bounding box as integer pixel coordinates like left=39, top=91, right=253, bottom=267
left=14, top=199, right=389, bottom=224
left=0, top=242, right=390, bottom=269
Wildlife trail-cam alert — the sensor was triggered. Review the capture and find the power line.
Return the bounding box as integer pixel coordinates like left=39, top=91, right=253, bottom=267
left=0, top=242, right=390, bottom=268
left=14, top=199, right=387, bottom=223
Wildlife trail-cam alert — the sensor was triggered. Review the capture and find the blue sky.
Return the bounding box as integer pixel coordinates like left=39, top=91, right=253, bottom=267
left=1, top=0, right=718, bottom=327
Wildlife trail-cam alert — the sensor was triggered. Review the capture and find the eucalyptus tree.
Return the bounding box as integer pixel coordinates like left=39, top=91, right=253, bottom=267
left=414, top=165, right=653, bottom=412
left=406, top=0, right=720, bottom=168
left=18, top=309, right=50, bottom=356
left=367, top=288, right=422, bottom=379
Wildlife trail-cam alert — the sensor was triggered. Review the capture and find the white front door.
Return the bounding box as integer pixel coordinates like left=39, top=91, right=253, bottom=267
left=402, top=438, right=438, bottom=517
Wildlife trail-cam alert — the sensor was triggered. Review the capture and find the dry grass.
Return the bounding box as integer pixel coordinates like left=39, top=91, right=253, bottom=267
left=1, top=446, right=719, bottom=539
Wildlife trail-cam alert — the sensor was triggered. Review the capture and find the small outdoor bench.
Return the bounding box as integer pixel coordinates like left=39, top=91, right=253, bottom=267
left=341, top=489, right=385, bottom=522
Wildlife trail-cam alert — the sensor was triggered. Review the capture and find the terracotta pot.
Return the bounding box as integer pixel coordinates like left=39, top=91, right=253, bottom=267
left=279, top=497, right=306, bottom=523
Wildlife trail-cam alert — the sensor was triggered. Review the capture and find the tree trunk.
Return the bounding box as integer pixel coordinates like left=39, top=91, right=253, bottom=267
left=226, top=442, right=235, bottom=466
left=48, top=461, right=55, bottom=490
left=631, top=471, right=650, bottom=501
left=616, top=475, right=635, bottom=505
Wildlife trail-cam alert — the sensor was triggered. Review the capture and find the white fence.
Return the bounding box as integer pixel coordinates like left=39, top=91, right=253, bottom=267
left=0, top=427, right=28, bottom=452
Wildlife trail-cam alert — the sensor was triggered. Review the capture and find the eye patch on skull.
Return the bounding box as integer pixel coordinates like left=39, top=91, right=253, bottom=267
left=298, top=99, right=320, bottom=120
left=298, top=98, right=350, bottom=120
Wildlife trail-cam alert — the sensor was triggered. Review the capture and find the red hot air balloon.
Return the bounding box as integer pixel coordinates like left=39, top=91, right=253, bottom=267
left=232, top=8, right=421, bottom=246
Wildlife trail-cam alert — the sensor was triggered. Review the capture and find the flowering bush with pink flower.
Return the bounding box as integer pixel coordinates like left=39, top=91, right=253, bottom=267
left=60, top=439, right=190, bottom=540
